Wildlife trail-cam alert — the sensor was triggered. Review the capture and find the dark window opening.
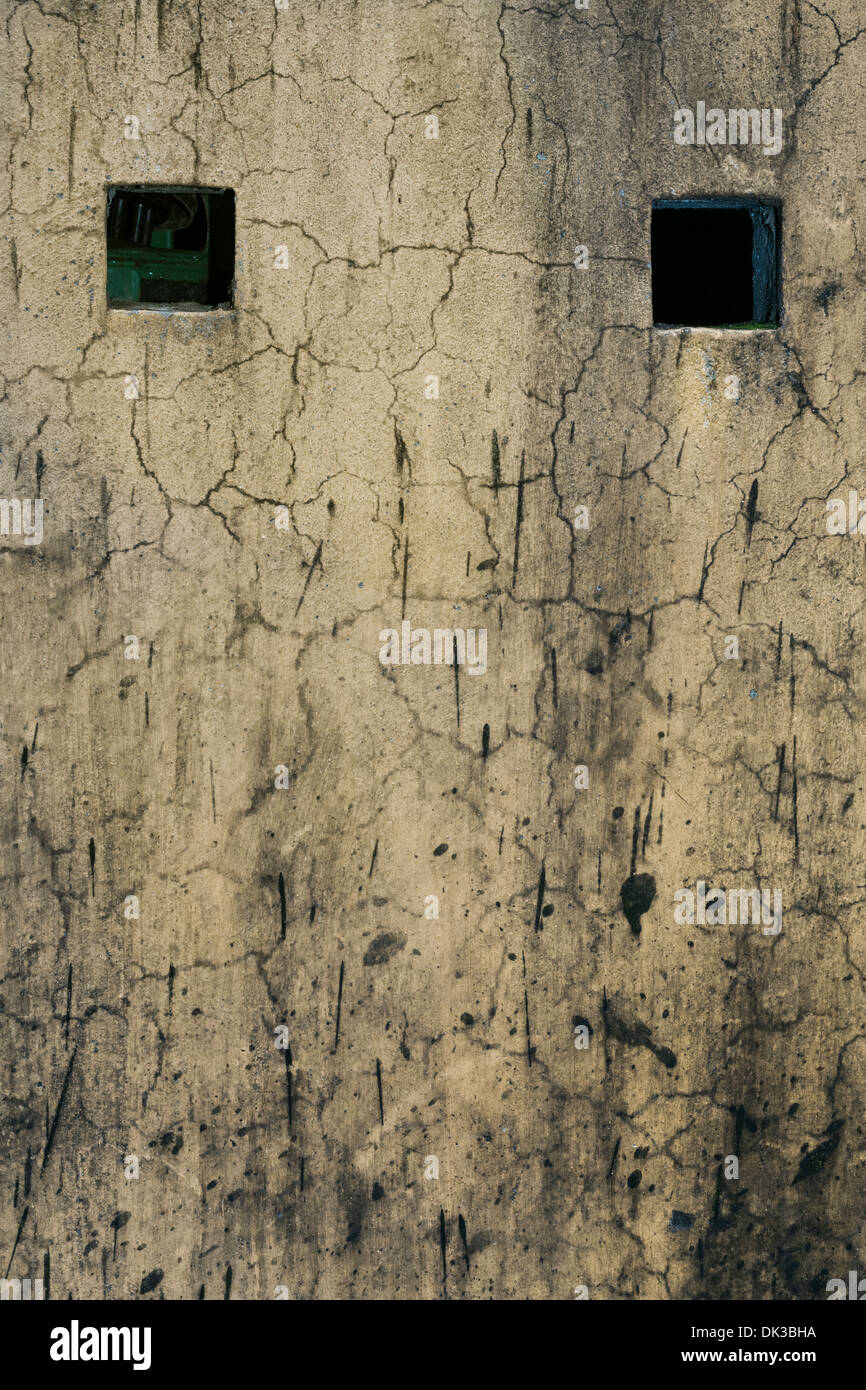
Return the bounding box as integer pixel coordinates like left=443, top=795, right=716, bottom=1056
left=651, top=198, right=780, bottom=329
left=107, top=185, right=235, bottom=310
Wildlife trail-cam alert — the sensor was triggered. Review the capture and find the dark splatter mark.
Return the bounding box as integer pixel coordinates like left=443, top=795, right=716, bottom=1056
left=64, top=965, right=72, bottom=1048
left=629, top=806, right=640, bottom=874
left=401, top=535, right=409, bottom=620
left=4, top=1205, right=29, bottom=1278
left=41, top=1045, right=77, bottom=1172
left=670, top=1210, right=694, bottom=1231
left=363, top=932, right=406, bottom=966
left=620, top=873, right=656, bottom=935
left=816, top=281, right=840, bottom=317
left=791, top=733, right=799, bottom=860
left=793, top=1120, right=843, bottom=1183
left=532, top=860, right=546, bottom=932
left=641, top=792, right=653, bottom=857
left=604, top=1002, right=676, bottom=1070
left=438, top=1208, right=448, bottom=1299
left=522, top=950, right=532, bottom=1067
left=140, top=1267, right=163, bottom=1294
left=744, top=479, right=758, bottom=548
left=458, top=1213, right=470, bottom=1272
left=294, top=539, right=323, bottom=616
left=284, top=1043, right=293, bottom=1132
left=773, top=743, right=786, bottom=821
left=697, top=540, right=709, bottom=602
left=511, top=450, right=525, bottom=589
left=395, top=424, right=410, bottom=475
left=278, top=871, right=287, bottom=939
left=453, top=634, right=460, bottom=728
left=110, top=1212, right=130, bottom=1260
left=333, top=960, right=344, bottom=1052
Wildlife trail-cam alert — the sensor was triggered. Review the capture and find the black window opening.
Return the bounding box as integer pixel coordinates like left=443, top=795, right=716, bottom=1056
left=651, top=198, right=781, bottom=329
left=107, top=185, right=235, bottom=310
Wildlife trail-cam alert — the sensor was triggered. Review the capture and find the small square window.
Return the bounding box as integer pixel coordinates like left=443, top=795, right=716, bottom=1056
left=651, top=198, right=781, bottom=329
left=107, top=185, right=235, bottom=310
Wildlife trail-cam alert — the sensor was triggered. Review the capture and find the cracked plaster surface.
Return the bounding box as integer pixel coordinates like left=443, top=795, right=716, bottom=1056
left=0, top=0, right=865, bottom=1299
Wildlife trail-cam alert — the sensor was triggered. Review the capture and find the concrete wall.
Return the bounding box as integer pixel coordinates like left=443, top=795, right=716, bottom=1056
left=1, top=0, right=864, bottom=1300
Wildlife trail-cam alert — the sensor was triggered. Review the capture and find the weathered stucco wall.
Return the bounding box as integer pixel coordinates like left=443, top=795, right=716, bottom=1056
left=1, top=0, right=864, bottom=1300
